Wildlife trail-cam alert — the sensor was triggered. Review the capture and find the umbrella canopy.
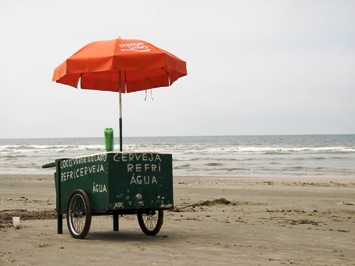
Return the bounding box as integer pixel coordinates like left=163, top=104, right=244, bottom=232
left=53, top=38, right=187, bottom=93
left=53, top=38, right=187, bottom=150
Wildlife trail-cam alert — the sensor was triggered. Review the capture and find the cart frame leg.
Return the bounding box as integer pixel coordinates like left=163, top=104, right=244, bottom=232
left=113, top=213, right=119, bottom=231
left=57, top=213, right=63, bottom=234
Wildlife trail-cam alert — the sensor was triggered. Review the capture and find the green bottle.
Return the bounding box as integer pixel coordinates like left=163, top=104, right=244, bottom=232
left=104, top=128, right=114, bottom=152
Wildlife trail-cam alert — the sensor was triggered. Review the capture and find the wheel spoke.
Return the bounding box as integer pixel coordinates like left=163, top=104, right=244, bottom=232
left=144, top=215, right=157, bottom=230
left=70, top=195, right=87, bottom=234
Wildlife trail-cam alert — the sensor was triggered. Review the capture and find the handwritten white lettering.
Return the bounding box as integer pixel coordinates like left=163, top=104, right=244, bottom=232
left=93, top=182, right=107, bottom=193
left=60, top=154, right=107, bottom=169
left=113, top=153, right=161, bottom=163
left=61, top=163, right=105, bottom=182
left=113, top=153, right=164, bottom=186
left=130, top=175, right=158, bottom=185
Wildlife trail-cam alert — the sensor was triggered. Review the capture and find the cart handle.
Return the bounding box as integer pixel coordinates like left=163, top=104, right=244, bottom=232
left=42, top=162, right=56, bottom=168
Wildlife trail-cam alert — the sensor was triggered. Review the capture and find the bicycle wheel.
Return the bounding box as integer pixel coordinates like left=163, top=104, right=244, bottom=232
left=137, top=210, right=164, bottom=236
left=67, top=189, right=92, bottom=239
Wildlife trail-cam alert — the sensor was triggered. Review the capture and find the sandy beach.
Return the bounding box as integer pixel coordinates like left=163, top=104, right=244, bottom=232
left=0, top=174, right=354, bottom=265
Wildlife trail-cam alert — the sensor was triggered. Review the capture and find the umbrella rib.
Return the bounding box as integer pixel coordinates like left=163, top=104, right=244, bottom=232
left=124, top=71, right=128, bottom=93
left=78, top=75, right=82, bottom=89
left=162, top=68, right=171, bottom=86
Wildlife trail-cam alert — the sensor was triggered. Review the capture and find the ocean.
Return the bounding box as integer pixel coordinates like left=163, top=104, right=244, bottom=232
left=0, top=135, right=354, bottom=178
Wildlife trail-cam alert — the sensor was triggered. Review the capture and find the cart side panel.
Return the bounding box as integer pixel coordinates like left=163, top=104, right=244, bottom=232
left=107, top=153, right=173, bottom=210
left=57, top=154, right=109, bottom=213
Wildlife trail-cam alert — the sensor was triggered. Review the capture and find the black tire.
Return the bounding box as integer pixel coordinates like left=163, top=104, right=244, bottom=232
left=137, top=210, right=164, bottom=235
left=67, top=189, right=92, bottom=239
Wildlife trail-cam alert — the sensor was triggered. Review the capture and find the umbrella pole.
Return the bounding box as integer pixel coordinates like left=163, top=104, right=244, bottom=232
left=119, top=72, right=123, bottom=152
left=119, top=91, right=123, bottom=152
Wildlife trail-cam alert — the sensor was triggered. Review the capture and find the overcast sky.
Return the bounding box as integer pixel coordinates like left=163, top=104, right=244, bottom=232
left=0, top=0, right=354, bottom=138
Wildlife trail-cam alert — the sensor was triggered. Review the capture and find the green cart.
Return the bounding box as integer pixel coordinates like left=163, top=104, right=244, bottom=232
left=43, top=152, right=173, bottom=239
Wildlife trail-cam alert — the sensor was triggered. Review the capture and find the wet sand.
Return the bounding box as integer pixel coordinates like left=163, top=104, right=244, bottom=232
left=0, top=174, right=354, bottom=265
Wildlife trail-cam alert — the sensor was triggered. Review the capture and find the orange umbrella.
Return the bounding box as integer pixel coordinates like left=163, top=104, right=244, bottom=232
left=53, top=38, right=187, bottom=150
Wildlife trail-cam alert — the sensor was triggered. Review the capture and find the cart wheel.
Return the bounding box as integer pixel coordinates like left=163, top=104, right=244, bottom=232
left=67, top=189, right=92, bottom=239
left=137, top=210, right=164, bottom=236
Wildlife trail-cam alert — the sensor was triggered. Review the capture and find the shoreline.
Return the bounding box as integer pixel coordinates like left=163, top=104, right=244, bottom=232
left=1, top=174, right=354, bottom=265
